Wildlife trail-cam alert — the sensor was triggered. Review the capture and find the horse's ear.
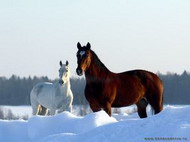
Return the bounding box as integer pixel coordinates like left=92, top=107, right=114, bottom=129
left=77, top=42, right=82, bottom=50
left=86, top=42, right=91, bottom=50
left=66, top=60, right=69, bottom=66
left=60, top=61, right=63, bottom=66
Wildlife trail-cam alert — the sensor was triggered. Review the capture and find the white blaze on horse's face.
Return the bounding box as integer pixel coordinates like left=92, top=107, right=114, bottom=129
left=59, top=64, right=70, bottom=85
left=79, top=51, right=86, bottom=58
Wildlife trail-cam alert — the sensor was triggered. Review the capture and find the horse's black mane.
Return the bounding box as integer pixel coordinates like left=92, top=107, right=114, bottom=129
left=90, top=50, right=110, bottom=72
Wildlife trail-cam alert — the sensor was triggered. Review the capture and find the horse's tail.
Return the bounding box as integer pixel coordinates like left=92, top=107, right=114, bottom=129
left=161, top=89, right=164, bottom=111
left=151, top=85, right=164, bottom=115
left=30, top=89, right=35, bottom=105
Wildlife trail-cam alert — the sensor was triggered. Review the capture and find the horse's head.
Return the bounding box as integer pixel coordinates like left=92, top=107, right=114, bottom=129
left=59, top=60, right=70, bottom=85
left=76, top=42, right=92, bottom=76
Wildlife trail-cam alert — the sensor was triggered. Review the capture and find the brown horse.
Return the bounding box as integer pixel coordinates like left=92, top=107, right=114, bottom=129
left=76, top=42, right=163, bottom=118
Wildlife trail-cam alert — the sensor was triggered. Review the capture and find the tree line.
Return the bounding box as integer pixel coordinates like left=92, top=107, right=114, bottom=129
left=0, top=75, right=87, bottom=105
left=0, top=71, right=190, bottom=106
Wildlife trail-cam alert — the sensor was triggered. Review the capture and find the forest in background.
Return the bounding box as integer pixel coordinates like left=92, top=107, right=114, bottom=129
left=0, top=71, right=190, bottom=106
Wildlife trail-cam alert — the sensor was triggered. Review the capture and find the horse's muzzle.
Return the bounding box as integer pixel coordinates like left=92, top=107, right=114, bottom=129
left=76, top=68, right=83, bottom=76
left=59, top=80, right=64, bottom=85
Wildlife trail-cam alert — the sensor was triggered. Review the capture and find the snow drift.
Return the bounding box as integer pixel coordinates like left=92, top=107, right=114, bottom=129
left=0, top=106, right=190, bottom=142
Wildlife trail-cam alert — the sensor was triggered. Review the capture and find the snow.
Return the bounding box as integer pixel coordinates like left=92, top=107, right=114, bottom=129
left=0, top=106, right=190, bottom=142
left=0, top=105, right=32, bottom=117
left=1, top=105, right=138, bottom=117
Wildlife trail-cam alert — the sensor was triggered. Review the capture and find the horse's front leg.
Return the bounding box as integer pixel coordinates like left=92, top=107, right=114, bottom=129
left=103, top=102, right=112, bottom=116
left=67, top=105, right=72, bottom=112
left=66, top=93, right=73, bottom=113
left=89, top=102, right=102, bottom=112
left=85, top=94, right=101, bottom=113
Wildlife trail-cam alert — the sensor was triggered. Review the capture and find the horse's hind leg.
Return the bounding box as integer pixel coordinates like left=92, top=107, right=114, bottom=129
left=38, top=105, right=48, bottom=115
left=41, top=105, right=49, bottom=115
left=136, top=98, right=148, bottom=118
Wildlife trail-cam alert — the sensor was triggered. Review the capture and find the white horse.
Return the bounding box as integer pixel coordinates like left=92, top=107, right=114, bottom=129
left=30, top=60, right=73, bottom=115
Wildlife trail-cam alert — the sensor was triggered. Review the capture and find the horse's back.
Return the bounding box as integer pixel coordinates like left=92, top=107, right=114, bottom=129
left=31, top=82, right=54, bottom=96
left=131, top=70, right=162, bottom=91
left=112, top=70, right=163, bottom=107
left=118, top=69, right=163, bottom=88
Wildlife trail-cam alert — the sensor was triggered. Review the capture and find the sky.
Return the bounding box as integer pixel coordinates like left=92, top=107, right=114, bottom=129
left=0, top=0, right=190, bottom=79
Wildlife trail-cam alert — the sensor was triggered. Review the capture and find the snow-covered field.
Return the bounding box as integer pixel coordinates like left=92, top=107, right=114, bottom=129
left=0, top=105, right=138, bottom=118
left=0, top=105, right=190, bottom=142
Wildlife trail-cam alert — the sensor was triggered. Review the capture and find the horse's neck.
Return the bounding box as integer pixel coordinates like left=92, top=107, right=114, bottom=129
left=59, top=79, right=71, bottom=91
left=85, top=52, right=110, bottom=82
